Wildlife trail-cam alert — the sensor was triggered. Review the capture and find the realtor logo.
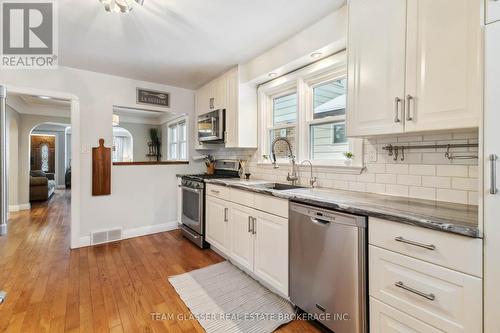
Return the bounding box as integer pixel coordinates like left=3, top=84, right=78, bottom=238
left=1, top=0, right=58, bottom=69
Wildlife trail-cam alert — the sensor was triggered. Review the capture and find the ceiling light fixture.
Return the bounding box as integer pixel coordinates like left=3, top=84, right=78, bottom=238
left=311, top=52, right=323, bottom=59
left=38, top=95, right=51, bottom=100
left=268, top=73, right=278, bottom=78
left=99, top=0, right=144, bottom=13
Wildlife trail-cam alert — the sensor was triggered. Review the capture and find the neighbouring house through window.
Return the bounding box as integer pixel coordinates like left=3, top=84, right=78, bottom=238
left=258, top=51, right=363, bottom=168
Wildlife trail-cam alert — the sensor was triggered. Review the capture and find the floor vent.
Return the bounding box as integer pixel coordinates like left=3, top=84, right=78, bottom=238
left=91, top=228, right=122, bottom=245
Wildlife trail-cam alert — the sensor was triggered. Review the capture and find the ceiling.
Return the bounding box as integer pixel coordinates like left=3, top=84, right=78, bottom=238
left=58, top=0, right=345, bottom=89
left=113, top=105, right=176, bottom=125
left=7, top=93, right=71, bottom=118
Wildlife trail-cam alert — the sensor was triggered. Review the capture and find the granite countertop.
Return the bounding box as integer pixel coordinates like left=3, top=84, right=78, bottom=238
left=205, top=179, right=480, bottom=238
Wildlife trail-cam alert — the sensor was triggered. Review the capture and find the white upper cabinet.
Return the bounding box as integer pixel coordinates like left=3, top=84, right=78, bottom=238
left=347, top=0, right=407, bottom=136
left=404, top=0, right=482, bottom=132
left=195, top=67, right=257, bottom=148
left=486, top=0, right=500, bottom=24
left=347, top=0, right=482, bottom=137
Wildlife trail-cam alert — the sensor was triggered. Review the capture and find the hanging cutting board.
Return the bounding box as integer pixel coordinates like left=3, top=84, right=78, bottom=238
left=92, top=138, right=111, bottom=196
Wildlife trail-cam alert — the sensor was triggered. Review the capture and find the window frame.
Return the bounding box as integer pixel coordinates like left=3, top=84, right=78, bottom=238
left=257, top=51, right=363, bottom=172
left=167, top=117, right=188, bottom=161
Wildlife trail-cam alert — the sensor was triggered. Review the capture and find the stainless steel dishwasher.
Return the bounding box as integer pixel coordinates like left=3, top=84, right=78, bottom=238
left=289, top=202, right=367, bottom=333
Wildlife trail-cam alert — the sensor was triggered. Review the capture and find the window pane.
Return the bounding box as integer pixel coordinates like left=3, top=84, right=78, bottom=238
left=169, top=143, right=177, bottom=160
left=273, top=93, right=297, bottom=126
left=313, top=79, right=346, bottom=119
left=169, top=125, right=178, bottom=144
left=179, top=122, right=186, bottom=141
left=270, top=126, right=296, bottom=159
left=310, top=121, right=348, bottom=160
left=180, top=142, right=187, bottom=160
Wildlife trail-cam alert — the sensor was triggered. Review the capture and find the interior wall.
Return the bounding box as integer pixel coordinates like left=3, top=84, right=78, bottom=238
left=1, top=66, right=204, bottom=247
left=7, top=106, right=19, bottom=209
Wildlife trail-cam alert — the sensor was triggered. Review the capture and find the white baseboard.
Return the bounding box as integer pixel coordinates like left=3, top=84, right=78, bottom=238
left=76, top=221, right=179, bottom=248
left=9, top=203, right=31, bottom=212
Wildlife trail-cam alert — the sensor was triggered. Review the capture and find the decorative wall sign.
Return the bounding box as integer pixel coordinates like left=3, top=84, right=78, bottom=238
left=137, top=88, right=170, bottom=107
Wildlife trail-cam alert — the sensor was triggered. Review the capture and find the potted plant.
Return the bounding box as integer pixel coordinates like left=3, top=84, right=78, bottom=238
left=343, top=151, right=355, bottom=166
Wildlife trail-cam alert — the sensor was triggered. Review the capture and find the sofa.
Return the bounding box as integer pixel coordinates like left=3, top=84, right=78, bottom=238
left=29, top=170, right=56, bottom=202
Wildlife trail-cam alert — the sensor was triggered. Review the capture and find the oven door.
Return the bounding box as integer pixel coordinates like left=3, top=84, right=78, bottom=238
left=198, top=109, right=225, bottom=142
left=181, top=186, right=204, bottom=234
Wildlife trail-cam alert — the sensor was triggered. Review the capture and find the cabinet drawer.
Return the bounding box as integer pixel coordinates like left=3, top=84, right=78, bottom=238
left=369, top=218, right=482, bottom=277
left=254, top=193, right=288, bottom=218
left=206, top=184, right=230, bottom=200
left=229, top=188, right=254, bottom=207
left=370, top=298, right=444, bottom=333
left=369, top=246, right=482, bottom=333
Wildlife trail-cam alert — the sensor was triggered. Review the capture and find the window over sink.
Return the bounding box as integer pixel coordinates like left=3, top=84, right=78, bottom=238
left=258, top=51, right=363, bottom=169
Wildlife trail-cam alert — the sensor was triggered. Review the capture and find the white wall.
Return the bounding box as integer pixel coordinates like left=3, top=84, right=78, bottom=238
left=1, top=66, right=204, bottom=247
left=118, top=122, right=160, bottom=162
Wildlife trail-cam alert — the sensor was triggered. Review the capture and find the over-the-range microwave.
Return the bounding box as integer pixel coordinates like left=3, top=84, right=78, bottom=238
left=198, top=109, right=225, bottom=143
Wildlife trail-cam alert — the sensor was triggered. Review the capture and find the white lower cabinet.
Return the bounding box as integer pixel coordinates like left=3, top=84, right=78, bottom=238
left=205, top=196, right=229, bottom=253
left=369, top=218, right=483, bottom=333
left=253, top=210, right=288, bottom=296
left=228, top=204, right=254, bottom=271
left=205, top=189, right=289, bottom=297
left=370, top=298, right=444, bottom=333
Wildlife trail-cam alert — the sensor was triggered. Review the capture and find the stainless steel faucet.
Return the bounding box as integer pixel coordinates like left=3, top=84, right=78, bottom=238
left=271, top=137, right=299, bottom=185
left=301, top=160, right=317, bottom=188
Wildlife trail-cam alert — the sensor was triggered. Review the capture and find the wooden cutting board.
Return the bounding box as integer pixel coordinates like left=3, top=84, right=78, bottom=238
left=92, top=138, right=111, bottom=196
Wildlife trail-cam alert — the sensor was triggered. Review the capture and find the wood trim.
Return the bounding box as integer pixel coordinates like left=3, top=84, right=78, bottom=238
left=112, top=161, right=189, bottom=166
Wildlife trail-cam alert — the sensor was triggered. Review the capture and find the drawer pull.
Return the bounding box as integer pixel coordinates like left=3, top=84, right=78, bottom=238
left=394, top=236, right=436, bottom=250
left=395, top=281, right=435, bottom=301
left=210, top=189, right=220, bottom=194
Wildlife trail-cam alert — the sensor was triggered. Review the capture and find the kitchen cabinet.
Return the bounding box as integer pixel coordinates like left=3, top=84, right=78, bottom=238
left=369, top=218, right=483, bottom=332
left=205, top=196, right=229, bottom=253
left=484, top=19, right=500, bottom=333
left=253, top=210, right=288, bottom=296
left=347, top=0, right=482, bottom=136
left=205, top=185, right=289, bottom=296
left=486, top=0, right=500, bottom=24
left=195, top=67, right=257, bottom=148
left=228, top=204, right=254, bottom=271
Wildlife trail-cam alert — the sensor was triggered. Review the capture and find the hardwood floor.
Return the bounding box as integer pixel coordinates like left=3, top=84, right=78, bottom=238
left=0, top=190, right=325, bottom=333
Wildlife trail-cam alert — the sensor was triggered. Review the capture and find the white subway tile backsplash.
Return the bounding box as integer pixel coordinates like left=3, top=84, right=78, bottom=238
left=386, top=164, right=409, bottom=175
left=385, top=184, right=409, bottom=197
left=436, top=165, right=469, bottom=177
left=437, top=189, right=468, bottom=204
left=409, top=164, right=436, bottom=176
left=422, top=176, right=452, bottom=189
left=397, top=175, right=422, bottom=186
left=213, top=130, right=479, bottom=206
left=409, top=187, right=436, bottom=201
left=452, top=177, right=479, bottom=191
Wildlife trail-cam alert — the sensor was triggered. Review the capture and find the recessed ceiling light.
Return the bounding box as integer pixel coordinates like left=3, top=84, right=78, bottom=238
left=311, top=52, right=323, bottom=59
left=38, top=95, right=51, bottom=100
left=268, top=73, right=278, bottom=78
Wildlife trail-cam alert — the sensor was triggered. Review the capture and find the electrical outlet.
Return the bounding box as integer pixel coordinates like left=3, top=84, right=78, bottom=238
left=368, top=150, right=377, bottom=162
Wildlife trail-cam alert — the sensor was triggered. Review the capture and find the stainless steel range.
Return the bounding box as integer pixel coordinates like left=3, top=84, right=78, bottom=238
left=180, top=160, right=240, bottom=248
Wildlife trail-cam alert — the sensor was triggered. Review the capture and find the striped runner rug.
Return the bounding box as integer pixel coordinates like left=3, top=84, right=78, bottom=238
left=168, top=261, right=295, bottom=333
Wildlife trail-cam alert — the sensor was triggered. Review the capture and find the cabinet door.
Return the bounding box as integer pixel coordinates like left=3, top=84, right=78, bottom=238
left=486, top=0, right=500, bottom=25
left=214, top=75, right=228, bottom=110
left=346, top=0, right=406, bottom=136
left=484, top=21, right=500, bottom=333
left=253, top=211, right=288, bottom=296
left=404, top=0, right=481, bottom=132
left=225, top=68, right=239, bottom=147
left=205, top=197, right=229, bottom=253
left=228, top=204, right=254, bottom=271
left=370, top=298, right=444, bottom=333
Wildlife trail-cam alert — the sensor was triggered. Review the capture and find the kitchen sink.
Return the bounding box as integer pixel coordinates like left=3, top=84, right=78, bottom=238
left=255, top=183, right=306, bottom=191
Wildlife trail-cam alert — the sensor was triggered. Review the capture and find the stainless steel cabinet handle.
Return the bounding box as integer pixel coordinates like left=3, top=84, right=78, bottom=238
left=406, top=95, right=414, bottom=121
left=248, top=216, right=252, bottom=233
left=252, top=217, right=257, bottom=235
left=394, top=97, right=402, bottom=123
left=224, top=208, right=228, bottom=222
left=395, top=281, right=435, bottom=301
left=490, top=154, right=498, bottom=195
left=210, top=189, right=220, bottom=194
left=395, top=236, right=436, bottom=250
